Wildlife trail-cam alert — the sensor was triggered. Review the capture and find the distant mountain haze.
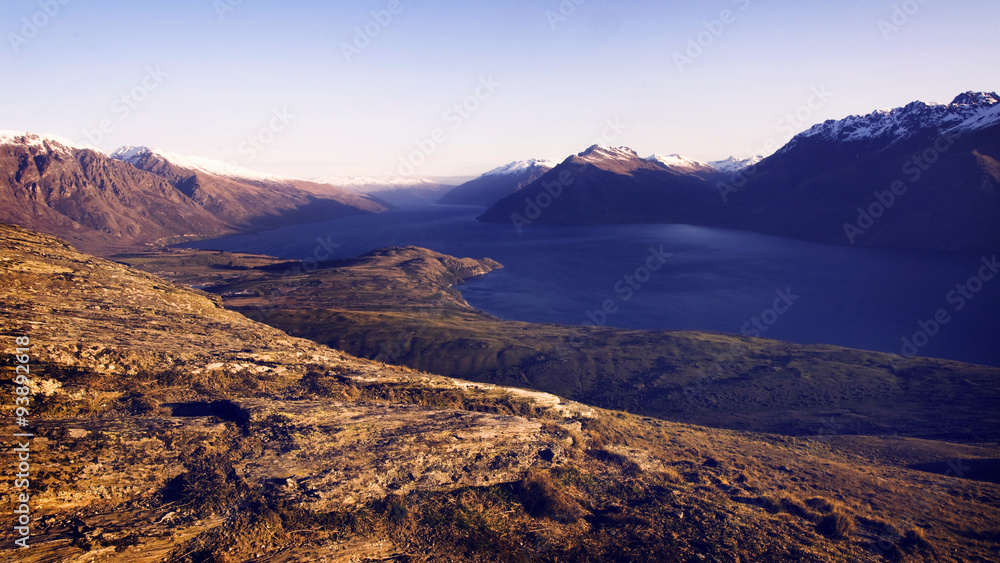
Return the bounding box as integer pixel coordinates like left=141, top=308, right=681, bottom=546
left=438, top=159, right=557, bottom=207
left=313, top=176, right=455, bottom=207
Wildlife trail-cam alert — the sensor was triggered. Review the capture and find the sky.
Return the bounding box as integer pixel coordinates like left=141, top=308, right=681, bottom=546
left=1, top=0, right=998, bottom=181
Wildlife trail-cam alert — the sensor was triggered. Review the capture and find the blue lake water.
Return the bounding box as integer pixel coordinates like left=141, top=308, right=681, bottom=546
left=183, top=205, right=1000, bottom=367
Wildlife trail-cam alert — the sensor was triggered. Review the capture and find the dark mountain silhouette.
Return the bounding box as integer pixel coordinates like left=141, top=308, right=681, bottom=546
left=478, top=92, right=1000, bottom=251
left=476, top=146, right=720, bottom=230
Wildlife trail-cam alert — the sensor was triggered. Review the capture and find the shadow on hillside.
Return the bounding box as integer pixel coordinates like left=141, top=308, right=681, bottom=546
left=165, top=400, right=250, bottom=429
left=908, top=459, right=1000, bottom=483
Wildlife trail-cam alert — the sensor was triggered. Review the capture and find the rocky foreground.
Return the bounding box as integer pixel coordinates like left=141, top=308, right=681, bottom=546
left=1, top=224, right=998, bottom=562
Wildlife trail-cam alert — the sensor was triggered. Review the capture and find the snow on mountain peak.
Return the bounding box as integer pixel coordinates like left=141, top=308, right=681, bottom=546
left=708, top=155, right=764, bottom=174
left=578, top=145, right=639, bottom=160
left=110, top=145, right=153, bottom=162
left=110, top=145, right=285, bottom=182
left=0, top=131, right=97, bottom=153
left=951, top=91, right=1000, bottom=107
left=647, top=154, right=708, bottom=169
left=483, top=159, right=556, bottom=177
left=790, top=91, right=1000, bottom=149
left=312, top=176, right=441, bottom=192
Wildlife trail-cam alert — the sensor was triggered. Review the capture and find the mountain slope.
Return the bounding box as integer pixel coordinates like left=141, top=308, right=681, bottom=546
left=0, top=134, right=389, bottom=254
left=112, top=146, right=388, bottom=228
left=477, top=146, right=719, bottom=227
left=4, top=223, right=999, bottom=561
left=477, top=92, right=1000, bottom=251
left=0, top=132, right=231, bottom=252
left=717, top=91, right=1000, bottom=251
left=438, top=159, right=556, bottom=207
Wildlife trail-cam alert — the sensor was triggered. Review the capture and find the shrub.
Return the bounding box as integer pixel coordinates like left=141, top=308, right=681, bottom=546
left=817, top=507, right=856, bottom=540
left=806, top=497, right=836, bottom=513
left=516, top=468, right=582, bottom=523
left=901, top=526, right=933, bottom=551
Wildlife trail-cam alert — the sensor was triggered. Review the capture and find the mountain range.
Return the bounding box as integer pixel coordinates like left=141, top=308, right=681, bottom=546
left=2, top=91, right=997, bottom=253
left=313, top=175, right=455, bottom=206
left=478, top=91, right=1000, bottom=252
left=0, top=133, right=387, bottom=253
left=440, top=154, right=762, bottom=209
left=438, top=158, right=558, bottom=207
left=476, top=145, right=727, bottom=227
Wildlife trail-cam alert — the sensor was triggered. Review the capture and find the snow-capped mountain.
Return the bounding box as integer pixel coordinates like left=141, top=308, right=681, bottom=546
left=477, top=144, right=720, bottom=226
left=439, top=158, right=556, bottom=207
left=0, top=130, right=95, bottom=154
left=313, top=175, right=443, bottom=191
left=0, top=134, right=389, bottom=252
left=708, top=155, right=764, bottom=174
left=1, top=134, right=229, bottom=252
left=575, top=145, right=641, bottom=163
left=715, top=91, right=1000, bottom=252
left=482, top=158, right=558, bottom=177
left=111, top=145, right=285, bottom=182
left=480, top=91, right=1000, bottom=251
left=647, top=153, right=706, bottom=169
left=784, top=91, right=999, bottom=152
left=313, top=175, right=454, bottom=206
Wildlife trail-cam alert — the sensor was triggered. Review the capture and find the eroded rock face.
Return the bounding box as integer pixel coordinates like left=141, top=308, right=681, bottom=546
left=238, top=400, right=564, bottom=511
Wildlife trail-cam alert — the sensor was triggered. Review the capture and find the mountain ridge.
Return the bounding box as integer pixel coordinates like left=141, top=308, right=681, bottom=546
left=478, top=91, right=1000, bottom=251
left=0, top=135, right=387, bottom=254
left=438, top=158, right=556, bottom=207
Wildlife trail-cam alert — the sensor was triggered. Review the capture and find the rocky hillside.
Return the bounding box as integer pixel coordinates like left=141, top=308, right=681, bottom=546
left=2, top=224, right=998, bottom=562
left=0, top=134, right=229, bottom=254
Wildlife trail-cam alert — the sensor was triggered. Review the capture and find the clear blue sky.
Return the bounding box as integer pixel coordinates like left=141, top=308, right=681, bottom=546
left=2, top=0, right=997, bottom=180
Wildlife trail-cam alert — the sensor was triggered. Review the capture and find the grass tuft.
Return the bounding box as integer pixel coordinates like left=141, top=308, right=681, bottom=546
left=816, top=506, right=855, bottom=540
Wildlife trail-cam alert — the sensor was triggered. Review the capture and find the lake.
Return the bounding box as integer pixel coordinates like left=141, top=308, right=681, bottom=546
left=183, top=205, right=1000, bottom=367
